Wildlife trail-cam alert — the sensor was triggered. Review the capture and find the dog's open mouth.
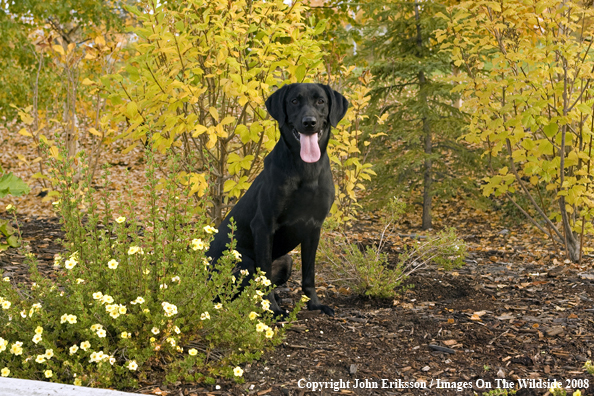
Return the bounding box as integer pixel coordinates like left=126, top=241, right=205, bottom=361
left=292, top=128, right=322, bottom=163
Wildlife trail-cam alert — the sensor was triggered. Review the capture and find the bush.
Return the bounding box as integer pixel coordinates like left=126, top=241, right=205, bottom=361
left=0, top=151, right=303, bottom=388
left=319, top=198, right=466, bottom=299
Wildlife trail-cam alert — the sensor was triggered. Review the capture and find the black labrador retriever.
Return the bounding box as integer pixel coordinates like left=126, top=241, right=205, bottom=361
left=207, top=83, right=348, bottom=316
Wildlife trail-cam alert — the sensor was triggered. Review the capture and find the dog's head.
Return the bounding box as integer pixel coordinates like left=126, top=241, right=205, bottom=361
left=265, top=83, right=349, bottom=163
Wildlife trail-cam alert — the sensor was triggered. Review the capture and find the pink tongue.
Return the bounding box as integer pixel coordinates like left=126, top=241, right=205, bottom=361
left=299, top=133, right=320, bottom=163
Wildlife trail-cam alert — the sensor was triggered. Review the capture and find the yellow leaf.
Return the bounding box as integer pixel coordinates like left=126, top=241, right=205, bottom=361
left=95, top=35, right=106, bottom=46
left=67, top=42, right=76, bottom=54
left=88, top=127, right=103, bottom=137
left=49, top=146, right=60, bottom=159
left=82, top=78, right=95, bottom=86
left=19, top=113, right=34, bottom=125
left=122, top=142, right=140, bottom=155
left=220, top=116, right=235, bottom=125
left=52, top=45, right=65, bottom=56
left=192, top=125, right=207, bottom=137
left=18, top=128, right=32, bottom=137
left=187, top=173, right=208, bottom=196
left=209, top=107, right=219, bottom=123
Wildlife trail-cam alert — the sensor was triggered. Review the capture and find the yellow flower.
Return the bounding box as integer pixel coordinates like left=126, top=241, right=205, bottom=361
left=107, top=259, right=119, bottom=269
left=67, top=314, right=77, bottom=324
left=90, top=324, right=103, bottom=331
left=121, top=332, right=130, bottom=339
left=191, top=238, right=205, bottom=251
left=1, top=367, right=9, bottom=377
left=101, top=295, right=114, bottom=304
left=0, top=337, right=8, bottom=352
left=256, top=322, right=268, bottom=332
left=203, top=225, right=218, bottom=234
left=74, top=378, right=82, bottom=386
left=128, top=246, right=140, bottom=255
left=300, top=295, right=310, bottom=302
left=249, top=312, right=258, bottom=320
left=265, top=328, right=274, bottom=339
left=44, top=349, right=54, bottom=359
left=35, top=326, right=43, bottom=335
left=32, top=334, right=42, bottom=344
left=150, top=337, right=156, bottom=342
left=127, top=360, right=138, bottom=370
left=176, top=346, right=183, bottom=352
left=5, top=204, right=14, bottom=211
left=92, top=292, right=103, bottom=300
left=80, top=341, right=91, bottom=351
left=233, top=366, right=243, bottom=377
left=261, top=299, right=271, bottom=311
left=188, top=348, right=198, bottom=356
left=35, top=355, right=46, bottom=363
left=69, top=345, right=79, bottom=355
left=44, top=370, right=52, bottom=378
left=115, top=216, right=126, bottom=224
left=9, top=342, right=23, bottom=355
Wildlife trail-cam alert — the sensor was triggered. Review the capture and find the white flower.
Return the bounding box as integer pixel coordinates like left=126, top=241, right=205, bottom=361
left=188, top=348, right=197, bottom=356
left=2, top=301, right=11, bottom=309
left=128, top=246, right=141, bottom=255
left=151, top=327, right=160, bottom=335
left=171, top=276, right=180, bottom=283
left=203, top=225, right=218, bottom=234
left=32, top=334, right=42, bottom=344
left=64, top=258, right=77, bottom=269
left=159, top=283, right=168, bottom=289
left=115, top=216, right=126, bottom=224
left=200, top=311, right=210, bottom=320
left=233, top=366, right=243, bottom=377
left=214, top=303, right=222, bottom=310
left=127, top=360, right=138, bottom=370
left=69, top=345, right=79, bottom=355
left=97, top=329, right=107, bottom=338
left=256, top=322, right=268, bottom=332
left=265, top=328, right=274, bottom=338
left=161, top=302, right=177, bottom=317
left=107, top=259, right=119, bottom=269
left=231, top=250, right=241, bottom=260
left=92, top=292, right=103, bottom=300
left=80, top=341, right=91, bottom=351
left=1, top=367, right=9, bottom=377
left=174, top=326, right=181, bottom=334
left=131, top=296, right=145, bottom=305
left=261, top=299, right=271, bottom=311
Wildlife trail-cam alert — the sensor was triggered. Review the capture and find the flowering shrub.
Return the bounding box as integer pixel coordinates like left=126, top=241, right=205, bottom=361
left=0, top=152, right=303, bottom=388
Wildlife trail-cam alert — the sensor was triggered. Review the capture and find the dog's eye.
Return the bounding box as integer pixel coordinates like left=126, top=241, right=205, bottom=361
left=317, top=99, right=325, bottom=105
left=291, top=99, right=299, bottom=105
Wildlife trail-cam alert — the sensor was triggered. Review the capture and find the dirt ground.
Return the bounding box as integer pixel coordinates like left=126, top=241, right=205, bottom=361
left=1, top=209, right=594, bottom=396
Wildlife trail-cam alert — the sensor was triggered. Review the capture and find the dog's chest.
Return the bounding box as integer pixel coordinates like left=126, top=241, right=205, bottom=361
left=276, top=178, right=333, bottom=228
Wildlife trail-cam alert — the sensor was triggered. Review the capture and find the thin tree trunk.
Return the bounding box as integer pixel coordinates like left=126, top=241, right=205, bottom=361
left=415, top=0, right=432, bottom=230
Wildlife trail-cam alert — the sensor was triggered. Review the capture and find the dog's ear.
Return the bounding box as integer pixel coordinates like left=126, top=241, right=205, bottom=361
left=321, top=84, right=349, bottom=127
left=265, top=84, right=292, bottom=128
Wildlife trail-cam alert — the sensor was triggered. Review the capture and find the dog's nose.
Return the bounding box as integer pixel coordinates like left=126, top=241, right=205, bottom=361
left=302, top=116, right=317, bottom=129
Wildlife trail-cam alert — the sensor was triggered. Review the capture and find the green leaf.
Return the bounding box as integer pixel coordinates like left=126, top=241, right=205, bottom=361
left=0, top=172, right=30, bottom=198
left=295, top=65, right=306, bottom=82
left=543, top=123, right=558, bottom=138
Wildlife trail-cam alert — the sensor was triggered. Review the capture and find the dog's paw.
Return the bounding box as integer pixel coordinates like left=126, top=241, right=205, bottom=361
left=308, top=303, right=334, bottom=316
left=272, top=309, right=289, bottom=320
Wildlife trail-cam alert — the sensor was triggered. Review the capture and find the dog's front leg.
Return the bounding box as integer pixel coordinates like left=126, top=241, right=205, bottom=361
left=301, top=229, right=334, bottom=316
left=251, top=218, right=286, bottom=317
